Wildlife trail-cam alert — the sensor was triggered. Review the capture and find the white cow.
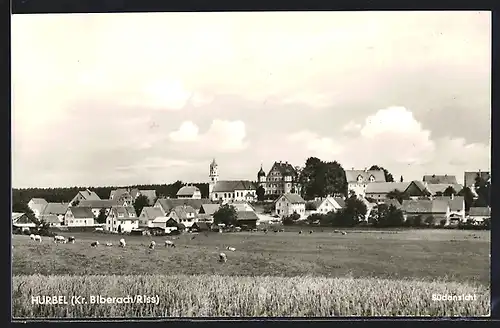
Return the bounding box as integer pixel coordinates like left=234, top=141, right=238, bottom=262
left=219, top=252, right=227, bottom=263
left=149, top=240, right=156, bottom=250
left=119, top=238, right=126, bottom=247
left=164, top=240, right=175, bottom=248
left=54, top=235, right=66, bottom=243
left=34, top=235, right=42, bottom=242
left=105, top=242, right=113, bottom=247
left=91, top=241, right=99, bottom=247
left=29, top=234, right=35, bottom=240
left=226, top=246, right=236, bottom=252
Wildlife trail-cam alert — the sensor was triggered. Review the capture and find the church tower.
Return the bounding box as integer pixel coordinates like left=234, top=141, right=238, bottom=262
left=209, top=158, right=219, bottom=196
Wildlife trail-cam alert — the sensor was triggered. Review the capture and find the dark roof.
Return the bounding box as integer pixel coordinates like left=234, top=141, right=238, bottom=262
left=236, top=211, right=259, bottom=221
left=332, top=197, right=345, bottom=208
left=258, top=166, right=266, bottom=177
left=280, top=193, right=305, bottom=204
left=12, top=213, right=34, bottom=224
left=345, top=170, right=386, bottom=183
left=192, top=221, right=210, bottom=230
left=365, top=182, right=411, bottom=194
left=199, top=204, right=221, bottom=215
left=156, top=198, right=212, bottom=212
left=139, top=190, right=157, bottom=204
left=426, top=184, right=463, bottom=195
left=212, top=180, right=256, bottom=192
left=210, top=158, right=218, bottom=170
left=268, top=161, right=298, bottom=177
left=402, top=199, right=448, bottom=214
left=469, top=207, right=491, bottom=216
left=78, top=199, right=119, bottom=208
left=433, top=196, right=465, bottom=211
left=176, top=186, right=200, bottom=196
left=464, top=171, right=491, bottom=188
left=139, top=207, right=164, bottom=220
left=68, top=206, right=95, bottom=218
left=110, top=206, right=137, bottom=219
left=41, top=203, right=69, bottom=215
left=422, top=175, right=458, bottom=184
left=40, top=214, right=60, bottom=224
left=381, top=199, right=402, bottom=209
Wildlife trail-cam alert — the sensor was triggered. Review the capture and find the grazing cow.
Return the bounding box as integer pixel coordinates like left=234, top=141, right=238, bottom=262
left=149, top=240, right=156, bottom=250
left=309, top=230, right=313, bottom=234
left=299, top=230, right=302, bottom=234
left=34, top=235, right=42, bottom=242
left=226, top=246, right=236, bottom=252
left=68, top=236, right=75, bottom=244
left=165, top=240, right=176, bottom=248
left=29, top=234, right=35, bottom=240
left=105, top=242, right=113, bottom=247
left=119, top=238, right=126, bottom=247
left=341, top=231, right=347, bottom=236
left=219, top=252, right=227, bottom=263
left=334, top=230, right=340, bottom=233
left=91, top=241, right=99, bottom=248
left=54, top=235, right=66, bottom=243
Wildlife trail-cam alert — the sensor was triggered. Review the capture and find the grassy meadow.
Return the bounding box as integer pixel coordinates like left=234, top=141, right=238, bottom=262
left=11, top=228, right=491, bottom=317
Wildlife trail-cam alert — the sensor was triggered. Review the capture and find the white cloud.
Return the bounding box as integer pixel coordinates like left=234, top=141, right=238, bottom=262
left=169, top=119, right=248, bottom=152
left=169, top=121, right=199, bottom=142
left=287, top=106, right=489, bottom=181
left=342, top=121, right=362, bottom=132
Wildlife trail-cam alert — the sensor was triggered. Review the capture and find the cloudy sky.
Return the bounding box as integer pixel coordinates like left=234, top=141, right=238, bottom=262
left=12, top=11, right=491, bottom=188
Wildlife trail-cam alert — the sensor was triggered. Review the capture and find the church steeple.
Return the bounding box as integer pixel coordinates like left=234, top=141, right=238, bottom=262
left=209, top=158, right=219, bottom=197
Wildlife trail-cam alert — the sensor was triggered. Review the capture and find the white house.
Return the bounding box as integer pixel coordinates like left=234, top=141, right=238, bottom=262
left=308, top=197, right=345, bottom=215
left=64, top=207, right=95, bottom=227
left=345, top=169, right=386, bottom=197
left=434, top=195, right=465, bottom=223
left=27, top=198, right=48, bottom=219
left=167, top=205, right=197, bottom=228
left=176, top=185, right=202, bottom=199
left=70, top=189, right=101, bottom=206
left=106, top=206, right=139, bottom=233
left=138, top=206, right=165, bottom=228
left=39, top=214, right=62, bottom=227
left=274, top=193, right=306, bottom=218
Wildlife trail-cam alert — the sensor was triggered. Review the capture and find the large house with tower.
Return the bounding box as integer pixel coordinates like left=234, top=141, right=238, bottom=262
left=257, top=161, right=301, bottom=196
left=208, top=159, right=257, bottom=203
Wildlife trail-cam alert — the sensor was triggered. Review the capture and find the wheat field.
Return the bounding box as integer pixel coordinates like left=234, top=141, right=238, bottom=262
left=13, top=274, right=489, bottom=318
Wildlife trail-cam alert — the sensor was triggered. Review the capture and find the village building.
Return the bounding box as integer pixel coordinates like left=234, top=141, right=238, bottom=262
left=176, top=185, right=202, bottom=199
left=273, top=193, right=306, bottom=218
left=257, top=161, right=301, bottom=196
left=138, top=207, right=165, bottom=228
left=39, top=202, right=69, bottom=223
left=344, top=168, right=386, bottom=197
left=64, top=207, right=96, bottom=227
left=166, top=205, right=198, bottom=228
left=468, top=207, right=491, bottom=223
left=208, top=159, right=257, bottom=202
left=464, top=170, right=491, bottom=189
left=105, top=206, right=139, bottom=233
left=12, top=212, right=36, bottom=231
left=70, top=189, right=101, bottom=206
left=422, top=174, right=458, bottom=185
left=365, top=182, right=411, bottom=201
left=154, top=198, right=212, bottom=215
left=78, top=199, right=119, bottom=218
left=27, top=198, right=48, bottom=219
left=402, top=199, right=450, bottom=225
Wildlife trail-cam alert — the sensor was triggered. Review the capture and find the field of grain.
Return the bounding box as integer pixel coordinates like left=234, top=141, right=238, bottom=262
left=11, top=229, right=491, bottom=317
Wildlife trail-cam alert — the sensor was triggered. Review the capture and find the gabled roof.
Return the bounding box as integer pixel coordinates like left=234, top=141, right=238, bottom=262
left=110, top=206, right=137, bottom=219
left=236, top=211, right=259, bottom=221
left=78, top=189, right=101, bottom=201
left=78, top=200, right=119, bottom=208
left=68, top=206, right=95, bottom=218
left=365, top=182, right=411, bottom=194
left=152, top=216, right=170, bottom=223
left=129, top=188, right=140, bottom=199
left=41, top=203, right=69, bottom=216
left=139, top=190, right=157, bottom=204
left=425, top=184, right=463, bottom=195
left=345, top=170, right=386, bottom=183
left=156, top=198, right=212, bottom=213
left=29, top=198, right=48, bottom=205
left=229, top=202, right=254, bottom=212
left=422, top=175, right=458, bottom=184
left=40, top=214, right=61, bottom=224
left=311, top=197, right=339, bottom=210
left=199, top=204, right=221, bottom=215
left=268, top=161, right=298, bottom=177
left=332, top=197, right=345, bottom=208
left=176, top=186, right=200, bottom=196
left=469, top=207, right=491, bottom=217
left=12, top=212, right=33, bottom=224
left=140, top=207, right=164, bottom=220
left=110, top=189, right=132, bottom=200
left=192, top=221, right=210, bottom=230
left=402, top=199, right=448, bottom=214
left=257, top=165, right=266, bottom=177
left=212, top=180, right=256, bottom=192
left=169, top=205, right=197, bottom=220
left=433, top=196, right=465, bottom=211
left=279, top=193, right=305, bottom=204
left=464, top=171, right=491, bottom=188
